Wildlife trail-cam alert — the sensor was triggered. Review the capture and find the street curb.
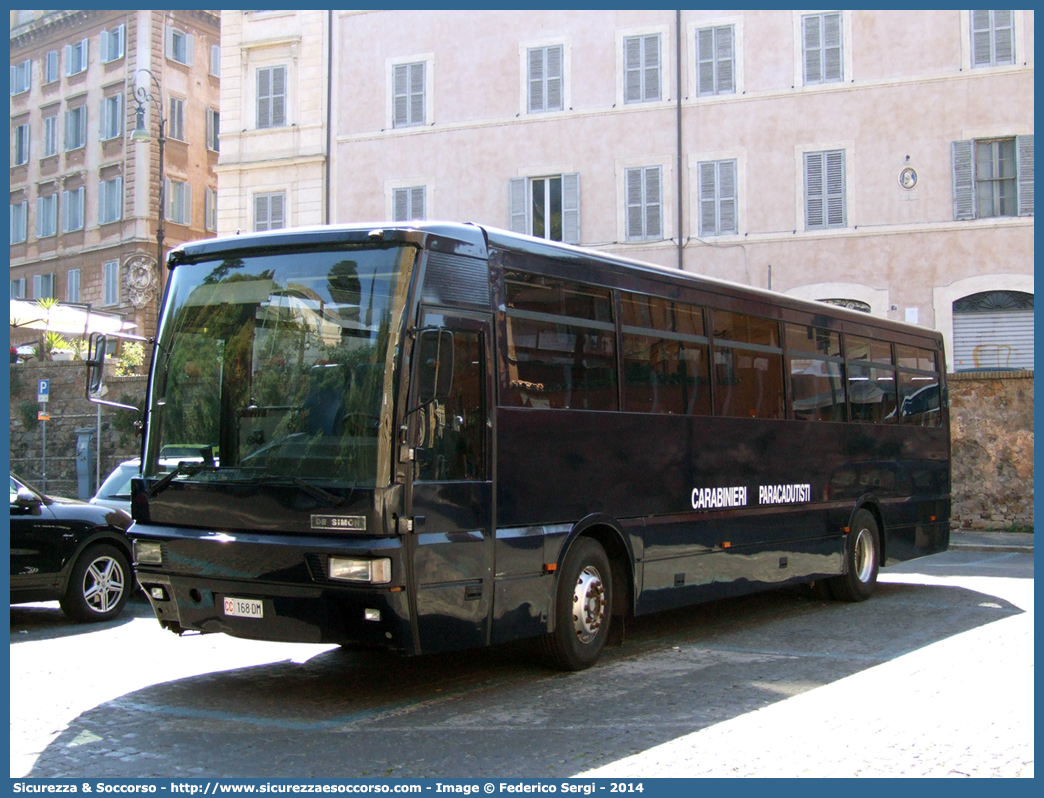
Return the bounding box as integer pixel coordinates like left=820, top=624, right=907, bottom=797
left=948, top=543, right=1034, bottom=554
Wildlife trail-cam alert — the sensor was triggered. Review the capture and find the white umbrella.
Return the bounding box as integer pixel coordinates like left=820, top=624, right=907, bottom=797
left=9, top=298, right=136, bottom=336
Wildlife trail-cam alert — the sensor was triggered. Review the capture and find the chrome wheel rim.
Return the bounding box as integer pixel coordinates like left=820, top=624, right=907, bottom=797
left=571, top=565, right=606, bottom=644
left=82, top=556, right=125, bottom=614
left=854, top=528, right=875, bottom=583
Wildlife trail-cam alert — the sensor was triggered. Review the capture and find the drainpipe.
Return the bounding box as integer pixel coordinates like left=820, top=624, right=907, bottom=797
left=676, top=9, right=684, bottom=270
left=325, top=9, right=333, bottom=225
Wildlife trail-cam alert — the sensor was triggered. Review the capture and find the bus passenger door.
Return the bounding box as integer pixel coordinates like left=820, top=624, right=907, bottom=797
left=408, top=309, right=494, bottom=653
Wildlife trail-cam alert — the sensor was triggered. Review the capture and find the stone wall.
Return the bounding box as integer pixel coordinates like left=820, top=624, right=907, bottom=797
left=8, top=362, right=1034, bottom=529
left=9, top=361, right=146, bottom=498
left=949, top=370, right=1034, bottom=530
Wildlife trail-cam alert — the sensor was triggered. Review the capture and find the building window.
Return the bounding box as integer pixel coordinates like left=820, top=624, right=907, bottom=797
left=36, top=194, right=57, bottom=238
left=952, top=136, right=1033, bottom=220
left=804, top=149, right=846, bottom=229
left=256, top=65, right=287, bottom=129
left=34, top=273, right=55, bottom=301
left=168, top=97, right=185, bottom=141
left=11, top=278, right=26, bottom=298
left=44, top=51, right=59, bottom=84
left=393, top=186, right=426, bottom=222
left=254, top=192, right=285, bottom=231
left=100, top=23, right=125, bottom=63
left=166, top=26, right=193, bottom=66
left=210, top=44, right=221, bottom=77
left=10, top=59, right=31, bottom=95
left=509, top=174, right=580, bottom=244
left=971, top=10, right=1015, bottom=67
left=103, top=260, right=119, bottom=306
left=62, top=187, right=85, bottom=232
left=10, top=201, right=28, bottom=244
left=623, top=34, right=661, bottom=104
left=101, top=94, right=123, bottom=140
left=99, top=177, right=122, bottom=224
left=695, top=25, right=735, bottom=96
left=697, top=159, right=738, bottom=236
left=43, top=114, right=58, bottom=157
left=64, top=106, right=87, bottom=151
left=625, top=166, right=663, bottom=241
left=205, top=187, right=217, bottom=232
left=393, top=62, right=426, bottom=127
left=206, top=108, right=220, bottom=151
left=67, top=268, right=81, bottom=303
left=952, top=290, right=1033, bottom=371
left=13, top=122, right=30, bottom=165
left=527, top=46, right=563, bottom=113
left=166, top=179, right=191, bottom=225
left=65, top=39, right=88, bottom=76
left=802, top=12, right=843, bottom=85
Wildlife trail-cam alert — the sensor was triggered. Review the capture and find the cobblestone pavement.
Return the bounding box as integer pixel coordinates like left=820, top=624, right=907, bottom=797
left=10, top=548, right=1032, bottom=778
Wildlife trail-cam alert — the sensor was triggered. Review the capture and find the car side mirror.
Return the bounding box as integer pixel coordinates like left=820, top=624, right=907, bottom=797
left=86, top=332, right=108, bottom=395
left=14, top=487, right=40, bottom=508
left=416, top=328, right=454, bottom=406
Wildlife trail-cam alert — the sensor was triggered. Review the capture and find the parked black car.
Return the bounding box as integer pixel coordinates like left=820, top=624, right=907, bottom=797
left=9, top=473, right=134, bottom=622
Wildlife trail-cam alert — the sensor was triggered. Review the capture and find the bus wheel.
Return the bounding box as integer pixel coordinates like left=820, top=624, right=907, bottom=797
left=542, top=537, right=612, bottom=671
left=829, top=510, right=880, bottom=602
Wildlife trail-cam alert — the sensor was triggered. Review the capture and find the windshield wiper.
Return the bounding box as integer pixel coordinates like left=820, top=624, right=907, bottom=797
left=147, top=463, right=218, bottom=499
left=254, top=475, right=347, bottom=508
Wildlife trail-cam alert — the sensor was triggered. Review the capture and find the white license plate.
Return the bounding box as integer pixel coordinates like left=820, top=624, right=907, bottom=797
left=223, top=596, right=264, bottom=618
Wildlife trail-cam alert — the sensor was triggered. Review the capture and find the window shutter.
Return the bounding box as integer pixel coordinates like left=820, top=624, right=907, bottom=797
left=509, top=178, right=527, bottom=234
left=270, top=193, right=284, bottom=228
left=164, top=178, right=172, bottom=221
left=65, top=44, right=73, bottom=76
left=393, top=64, right=409, bottom=126
left=993, top=11, right=1014, bottom=64
left=211, top=44, right=221, bottom=77
left=100, top=30, right=110, bottom=62
left=546, top=46, right=562, bottom=111
left=394, top=188, right=408, bottom=221
left=1017, top=135, right=1034, bottom=217
left=625, top=167, right=644, bottom=239
left=409, top=62, right=424, bottom=125
left=699, top=161, right=718, bottom=236
left=624, top=37, right=642, bottom=103
left=952, top=140, right=976, bottom=221
left=719, top=160, right=737, bottom=234
left=825, top=150, right=845, bottom=226
left=528, top=49, right=544, bottom=112
left=9, top=65, right=14, bottom=95
left=257, top=68, right=271, bottom=127
left=716, top=26, right=735, bottom=94
left=805, top=151, right=825, bottom=228
left=645, top=166, right=662, bottom=239
left=803, top=15, right=822, bottom=84
left=562, top=172, right=580, bottom=244
left=271, top=66, right=285, bottom=126
left=61, top=191, right=70, bottom=232
left=184, top=184, right=192, bottom=225
left=255, top=195, right=268, bottom=230
left=696, top=28, right=715, bottom=96
left=823, top=13, right=842, bottom=81
left=165, top=25, right=174, bottom=60
left=206, top=108, right=214, bottom=149
left=36, top=198, right=45, bottom=238
left=411, top=187, right=425, bottom=220
left=117, top=24, right=125, bottom=59
left=184, top=33, right=194, bottom=66
left=644, top=35, right=661, bottom=101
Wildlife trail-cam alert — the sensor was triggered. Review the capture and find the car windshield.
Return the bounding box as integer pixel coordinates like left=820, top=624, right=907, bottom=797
left=96, top=464, right=138, bottom=499
left=145, top=244, right=415, bottom=490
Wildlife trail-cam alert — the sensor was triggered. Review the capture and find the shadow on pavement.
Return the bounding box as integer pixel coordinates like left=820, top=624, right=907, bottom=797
left=26, top=563, right=1025, bottom=779
left=10, top=592, right=153, bottom=643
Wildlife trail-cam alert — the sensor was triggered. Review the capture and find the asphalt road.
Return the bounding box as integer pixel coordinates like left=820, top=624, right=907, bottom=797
left=10, top=548, right=1033, bottom=779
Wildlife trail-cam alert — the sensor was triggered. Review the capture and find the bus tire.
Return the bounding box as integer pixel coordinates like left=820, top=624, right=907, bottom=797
left=541, top=537, right=612, bottom=671
left=828, top=510, right=880, bottom=602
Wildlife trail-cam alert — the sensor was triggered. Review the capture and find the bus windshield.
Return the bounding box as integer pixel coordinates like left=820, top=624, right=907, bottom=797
left=145, top=244, right=415, bottom=489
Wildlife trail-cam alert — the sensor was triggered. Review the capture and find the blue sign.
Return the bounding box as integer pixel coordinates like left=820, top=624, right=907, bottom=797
left=37, top=379, right=50, bottom=402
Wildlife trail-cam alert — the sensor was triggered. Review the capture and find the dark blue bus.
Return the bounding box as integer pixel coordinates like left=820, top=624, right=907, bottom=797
left=104, top=222, right=949, bottom=670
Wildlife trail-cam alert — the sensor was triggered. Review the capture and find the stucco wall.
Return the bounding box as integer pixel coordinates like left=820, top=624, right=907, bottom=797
left=9, top=361, right=146, bottom=499
left=949, top=371, right=1034, bottom=530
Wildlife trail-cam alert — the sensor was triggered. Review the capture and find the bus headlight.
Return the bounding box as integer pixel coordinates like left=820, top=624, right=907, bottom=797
left=134, top=540, right=163, bottom=565
left=328, top=557, right=391, bottom=585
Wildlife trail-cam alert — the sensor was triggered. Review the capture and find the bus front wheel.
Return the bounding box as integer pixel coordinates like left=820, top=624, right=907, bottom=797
left=542, top=537, right=612, bottom=671
left=829, top=509, right=880, bottom=602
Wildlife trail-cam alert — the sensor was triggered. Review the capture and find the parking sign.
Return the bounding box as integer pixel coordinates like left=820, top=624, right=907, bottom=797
left=37, top=379, right=49, bottom=403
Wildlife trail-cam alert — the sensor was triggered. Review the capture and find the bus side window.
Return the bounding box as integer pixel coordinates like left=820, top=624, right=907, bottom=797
left=785, top=323, right=846, bottom=422
left=711, top=310, right=785, bottom=419
left=846, top=335, right=897, bottom=423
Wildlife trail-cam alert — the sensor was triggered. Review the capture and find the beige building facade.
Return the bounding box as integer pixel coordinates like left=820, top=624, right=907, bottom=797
left=216, top=10, right=1033, bottom=369
left=9, top=9, right=220, bottom=343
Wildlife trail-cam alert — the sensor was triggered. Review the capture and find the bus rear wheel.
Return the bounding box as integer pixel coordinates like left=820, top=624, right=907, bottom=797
left=828, top=509, right=880, bottom=602
left=541, top=537, right=612, bottom=671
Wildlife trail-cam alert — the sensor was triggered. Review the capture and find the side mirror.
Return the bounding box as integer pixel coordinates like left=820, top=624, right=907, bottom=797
left=416, top=328, right=454, bottom=406
left=86, top=332, right=108, bottom=395
left=15, top=487, right=40, bottom=506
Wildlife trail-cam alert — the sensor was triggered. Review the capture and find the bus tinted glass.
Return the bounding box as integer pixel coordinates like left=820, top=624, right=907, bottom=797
left=786, top=324, right=846, bottom=422
left=711, top=311, right=784, bottom=419
left=504, top=271, right=617, bottom=410
left=846, top=335, right=896, bottom=423
left=620, top=293, right=711, bottom=415
left=896, top=344, right=941, bottom=427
